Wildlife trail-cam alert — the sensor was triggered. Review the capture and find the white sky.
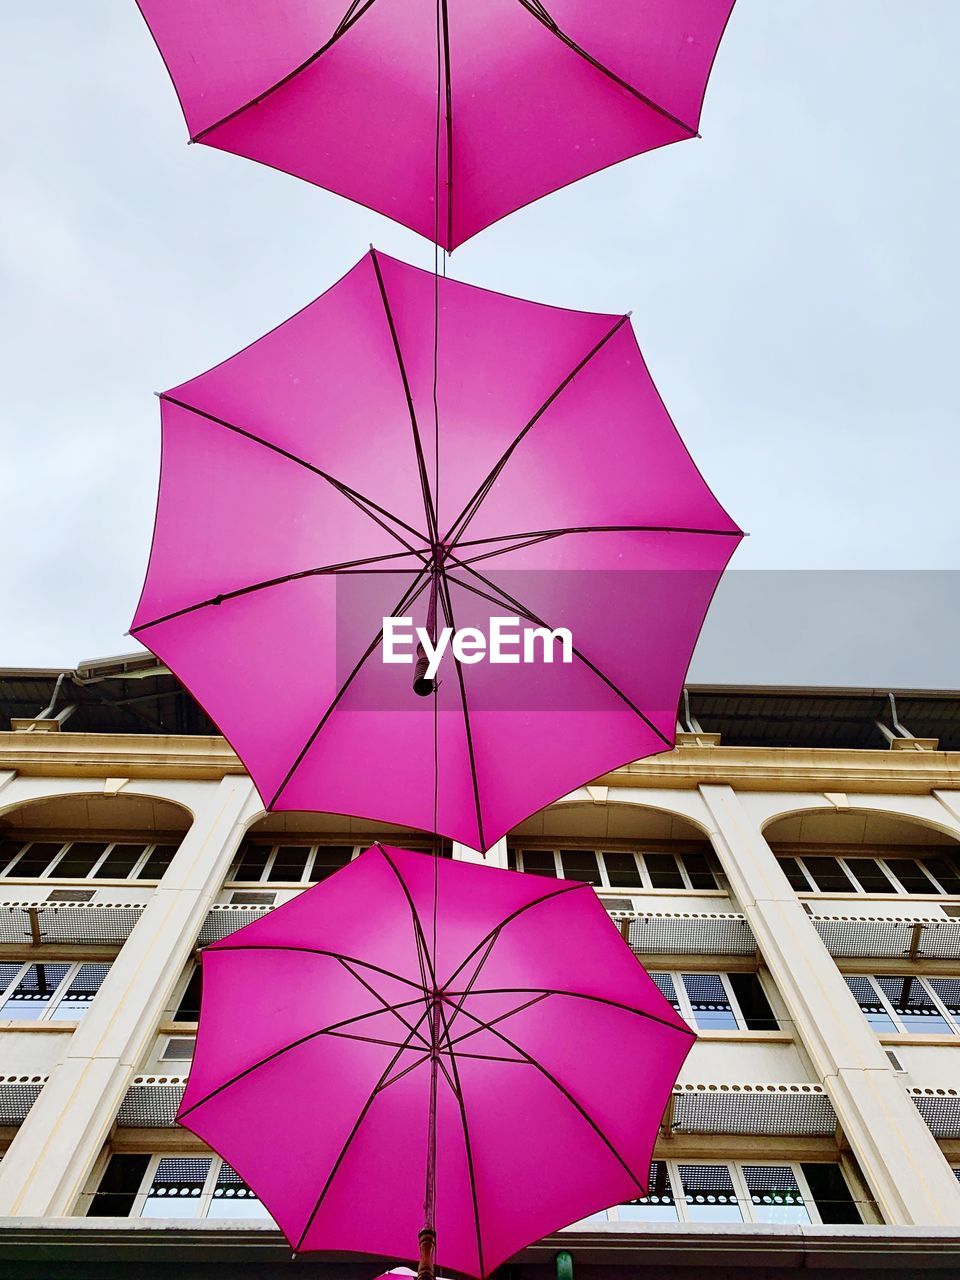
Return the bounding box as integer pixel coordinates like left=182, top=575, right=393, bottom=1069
left=1, top=2, right=957, bottom=683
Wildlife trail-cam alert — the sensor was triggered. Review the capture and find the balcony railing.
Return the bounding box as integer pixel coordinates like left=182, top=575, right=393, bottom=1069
left=0, top=901, right=148, bottom=947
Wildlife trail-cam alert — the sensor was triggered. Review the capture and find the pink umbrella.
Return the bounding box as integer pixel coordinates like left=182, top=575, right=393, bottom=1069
left=135, top=0, right=736, bottom=249
left=131, top=249, right=741, bottom=850
left=177, top=844, right=694, bottom=1275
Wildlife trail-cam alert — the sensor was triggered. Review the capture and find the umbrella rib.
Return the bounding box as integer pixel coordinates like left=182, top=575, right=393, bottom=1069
left=374, top=843, right=438, bottom=990
left=436, top=571, right=486, bottom=852
left=448, top=1002, right=648, bottom=1193
left=370, top=250, right=440, bottom=545
left=177, top=995, right=427, bottom=1121
left=445, top=987, right=695, bottom=1040
left=444, top=561, right=674, bottom=748
left=267, top=568, right=432, bottom=808
left=207, top=944, right=424, bottom=992
left=130, top=549, right=424, bottom=634
left=445, top=991, right=552, bottom=1051
left=442, top=314, right=629, bottom=549
left=295, top=1012, right=434, bottom=1251
left=337, top=957, right=433, bottom=1050
left=513, top=0, right=699, bottom=137
left=161, top=394, right=431, bottom=555
left=189, top=0, right=383, bottom=144
left=456, top=524, right=742, bottom=563
left=442, top=882, right=587, bottom=990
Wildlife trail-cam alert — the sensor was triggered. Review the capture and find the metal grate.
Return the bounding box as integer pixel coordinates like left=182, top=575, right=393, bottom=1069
left=0, top=1074, right=47, bottom=1124
left=198, top=905, right=272, bottom=944
left=671, top=1084, right=836, bottom=1136
left=812, top=915, right=960, bottom=960
left=618, top=912, right=755, bottom=956
left=911, top=1089, right=960, bottom=1138
left=117, top=1077, right=187, bottom=1127
left=0, top=902, right=146, bottom=946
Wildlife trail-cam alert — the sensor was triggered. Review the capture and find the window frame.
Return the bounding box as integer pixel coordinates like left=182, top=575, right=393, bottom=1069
left=0, top=960, right=109, bottom=1023
left=777, top=849, right=960, bottom=898
left=1, top=838, right=179, bottom=883
left=225, top=842, right=366, bottom=886
left=848, top=973, right=960, bottom=1036
left=650, top=969, right=778, bottom=1033
left=121, top=1154, right=272, bottom=1221
left=586, top=1160, right=827, bottom=1226
left=509, top=846, right=720, bottom=893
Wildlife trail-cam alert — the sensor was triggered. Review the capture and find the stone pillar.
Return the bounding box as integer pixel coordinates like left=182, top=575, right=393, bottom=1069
left=0, top=775, right=259, bottom=1217
left=700, top=783, right=960, bottom=1227
left=452, top=837, right=508, bottom=867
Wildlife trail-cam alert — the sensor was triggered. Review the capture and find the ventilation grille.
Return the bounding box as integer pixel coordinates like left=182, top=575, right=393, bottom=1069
left=670, top=1083, right=836, bottom=1136
left=0, top=903, right=147, bottom=946
left=618, top=912, right=755, bottom=956
left=198, top=905, right=273, bottom=944
left=0, top=1074, right=48, bottom=1124
left=811, top=915, right=960, bottom=960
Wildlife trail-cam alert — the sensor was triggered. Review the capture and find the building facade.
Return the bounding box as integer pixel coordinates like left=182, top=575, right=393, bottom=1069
left=0, top=660, right=959, bottom=1276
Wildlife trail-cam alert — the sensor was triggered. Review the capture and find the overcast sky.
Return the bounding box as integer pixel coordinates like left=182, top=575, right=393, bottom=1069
left=1, top=3, right=957, bottom=686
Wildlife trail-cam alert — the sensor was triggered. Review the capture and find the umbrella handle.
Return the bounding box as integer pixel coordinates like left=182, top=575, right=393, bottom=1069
left=417, top=1226, right=437, bottom=1280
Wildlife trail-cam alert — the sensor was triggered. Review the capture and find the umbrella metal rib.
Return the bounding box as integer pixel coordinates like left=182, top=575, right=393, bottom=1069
left=160, top=394, right=432, bottom=552
left=515, top=0, right=700, bottom=137
left=186, top=0, right=383, bottom=145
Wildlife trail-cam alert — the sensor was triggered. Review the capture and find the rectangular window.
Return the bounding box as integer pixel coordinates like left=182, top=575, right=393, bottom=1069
left=778, top=857, right=813, bottom=891
left=874, top=976, right=952, bottom=1034
left=884, top=858, right=939, bottom=895
left=803, top=857, right=856, bottom=893
left=162, top=1037, right=196, bottom=1061
left=174, top=968, right=203, bottom=1022
left=649, top=973, right=682, bottom=1014
left=267, top=846, right=310, bottom=883
left=140, top=1157, right=212, bottom=1219
left=727, top=972, right=778, bottom=1031
left=94, top=845, right=146, bottom=880
left=0, top=962, right=108, bottom=1023
left=136, top=844, right=179, bottom=880
left=209, top=1163, right=272, bottom=1219
left=678, top=1164, right=742, bottom=1222
left=843, top=857, right=897, bottom=893
left=0, top=963, right=72, bottom=1020
left=844, top=976, right=897, bottom=1032
left=559, top=850, right=602, bottom=886
left=601, top=851, right=643, bottom=888
left=88, top=1154, right=150, bottom=1217
left=924, top=858, right=960, bottom=895
left=680, top=852, right=718, bottom=890
left=742, top=1164, right=810, bottom=1224
left=680, top=973, right=739, bottom=1031
left=10, top=843, right=64, bottom=877
left=230, top=843, right=271, bottom=882
left=0, top=840, right=23, bottom=874
left=644, top=853, right=686, bottom=890
left=619, top=1161, right=678, bottom=1222
left=800, top=1162, right=862, bottom=1224
left=311, top=846, right=353, bottom=881
left=47, top=964, right=110, bottom=1021
left=49, top=843, right=108, bottom=879
left=519, top=850, right=557, bottom=878
left=927, top=978, right=960, bottom=1021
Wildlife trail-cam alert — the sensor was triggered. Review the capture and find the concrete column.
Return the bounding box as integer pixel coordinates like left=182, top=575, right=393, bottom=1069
left=700, top=783, right=960, bottom=1227
left=0, top=775, right=259, bottom=1217
left=452, top=837, right=508, bottom=867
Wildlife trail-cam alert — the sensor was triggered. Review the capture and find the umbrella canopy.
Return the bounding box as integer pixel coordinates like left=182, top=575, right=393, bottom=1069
left=131, top=250, right=741, bottom=851
left=135, top=0, right=736, bottom=249
left=178, top=844, right=694, bottom=1275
